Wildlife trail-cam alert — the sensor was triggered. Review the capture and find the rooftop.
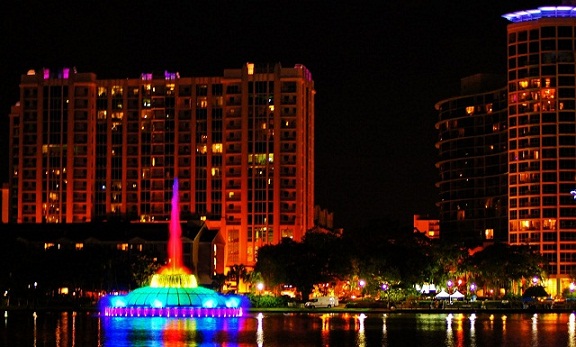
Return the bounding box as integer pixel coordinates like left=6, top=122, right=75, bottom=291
left=503, top=6, right=576, bottom=23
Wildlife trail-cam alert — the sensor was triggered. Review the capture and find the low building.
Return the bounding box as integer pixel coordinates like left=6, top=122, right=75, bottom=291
left=413, top=214, right=440, bottom=240
left=0, top=220, right=224, bottom=286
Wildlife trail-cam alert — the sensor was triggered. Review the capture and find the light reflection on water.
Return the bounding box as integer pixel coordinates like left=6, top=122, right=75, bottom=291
left=1, top=311, right=576, bottom=346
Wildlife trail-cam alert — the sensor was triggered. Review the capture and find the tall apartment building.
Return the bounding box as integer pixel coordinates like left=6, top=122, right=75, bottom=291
left=8, top=63, right=315, bottom=267
left=437, top=4, right=576, bottom=294
left=504, top=4, right=576, bottom=293
left=435, top=74, right=509, bottom=245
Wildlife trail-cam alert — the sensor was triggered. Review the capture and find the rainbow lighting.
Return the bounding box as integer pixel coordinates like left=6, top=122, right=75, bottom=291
left=503, top=6, right=576, bottom=23
left=100, top=178, right=245, bottom=318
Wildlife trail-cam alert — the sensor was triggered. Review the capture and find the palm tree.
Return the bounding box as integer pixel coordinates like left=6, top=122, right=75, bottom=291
left=211, top=273, right=227, bottom=293
left=227, top=264, right=248, bottom=293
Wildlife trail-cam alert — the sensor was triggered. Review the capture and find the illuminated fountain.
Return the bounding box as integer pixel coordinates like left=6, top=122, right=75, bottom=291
left=100, top=178, right=244, bottom=317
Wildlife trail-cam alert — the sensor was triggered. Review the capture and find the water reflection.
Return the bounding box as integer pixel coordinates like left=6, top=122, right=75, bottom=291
left=382, top=314, right=388, bottom=346
left=569, top=313, right=576, bottom=347
left=532, top=313, right=539, bottom=347
left=356, top=313, right=366, bottom=347
left=445, top=313, right=454, bottom=347
left=1, top=311, right=576, bottom=346
left=470, top=313, right=476, bottom=347
left=256, top=312, right=263, bottom=347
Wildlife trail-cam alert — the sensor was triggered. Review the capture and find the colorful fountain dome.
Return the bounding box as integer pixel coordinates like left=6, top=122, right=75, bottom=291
left=102, top=271, right=245, bottom=318
left=100, top=178, right=245, bottom=318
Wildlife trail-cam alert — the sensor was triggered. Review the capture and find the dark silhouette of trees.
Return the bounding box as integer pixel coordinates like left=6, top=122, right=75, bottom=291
left=465, top=243, right=546, bottom=295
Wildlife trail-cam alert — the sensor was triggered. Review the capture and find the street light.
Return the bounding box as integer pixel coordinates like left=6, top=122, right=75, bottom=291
left=256, top=282, right=264, bottom=307
left=470, top=283, right=477, bottom=301
left=381, top=283, right=390, bottom=309
left=359, top=280, right=366, bottom=297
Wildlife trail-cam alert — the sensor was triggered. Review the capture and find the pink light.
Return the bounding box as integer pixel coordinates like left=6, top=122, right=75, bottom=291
left=43, top=69, right=50, bottom=80
left=62, top=68, right=70, bottom=79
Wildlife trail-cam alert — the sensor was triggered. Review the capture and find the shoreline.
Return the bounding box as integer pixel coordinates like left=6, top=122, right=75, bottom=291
left=2, top=305, right=575, bottom=315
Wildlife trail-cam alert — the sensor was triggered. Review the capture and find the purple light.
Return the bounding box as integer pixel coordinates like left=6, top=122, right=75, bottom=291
left=43, top=69, right=50, bottom=80
left=164, top=71, right=180, bottom=80
left=62, top=68, right=70, bottom=79
left=571, top=189, right=576, bottom=200
left=503, top=6, right=576, bottom=23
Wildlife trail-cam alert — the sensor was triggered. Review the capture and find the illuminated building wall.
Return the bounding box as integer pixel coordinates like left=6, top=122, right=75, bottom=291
left=504, top=6, right=576, bottom=289
left=435, top=74, right=509, bottom=244
left=8, top=63, right=315, bottom=268
left=437, top=5, right=576, bottom=294
left=413, top=214, right=441, bottom=240
left=1, top=183, right=8, bottom=223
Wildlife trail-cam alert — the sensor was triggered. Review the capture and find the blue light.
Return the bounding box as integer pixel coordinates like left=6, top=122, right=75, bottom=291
left=202, top=299, right=216, bottom=308
left=225, top=297, right=241, bottom=308
left=110, top=296, right=126, bottom=308
left=503, top=6, right=576, bottom=23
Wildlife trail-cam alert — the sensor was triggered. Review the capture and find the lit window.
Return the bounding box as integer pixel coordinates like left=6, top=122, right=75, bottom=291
left=485, top=229, right=494, bottom=240
left=457, top=210, right=465, bottom=221
left=212, top=143, right=222, bottom=153
left=44, top=243, right=55, bottom=250
left=117, top=243, right=129, bottom=251
left=197, top=98, right=208, bottom=108
left=519, top=80, right=528, bottom=89
left=541, top=88, right=555, bottom=99
left=112, top=85, right=123, bottom=96
left=75, top=243, right=84, bottom=250
left=466, top=106, right=474, bottom=115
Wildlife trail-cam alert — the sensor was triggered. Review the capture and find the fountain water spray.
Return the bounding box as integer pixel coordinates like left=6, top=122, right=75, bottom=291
left=100, top=178, right=244, bottom=317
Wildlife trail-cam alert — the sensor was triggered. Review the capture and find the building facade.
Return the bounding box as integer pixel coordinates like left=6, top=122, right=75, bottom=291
left=413, top=214, right=441, bottom=240
left=504, top=5, right=576, bottom=293
left=437, top=4, right=576, bottom=295
left=8, top=63, right=315, bottom=268
left=435, top=74, right=509, bottom=244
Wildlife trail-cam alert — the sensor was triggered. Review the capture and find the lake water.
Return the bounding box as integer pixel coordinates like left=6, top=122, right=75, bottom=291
left=1, top=310, right=575, bottom=346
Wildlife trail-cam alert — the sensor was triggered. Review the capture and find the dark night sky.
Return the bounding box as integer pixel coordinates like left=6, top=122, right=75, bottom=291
left=0, top=0, right=548, bottom=230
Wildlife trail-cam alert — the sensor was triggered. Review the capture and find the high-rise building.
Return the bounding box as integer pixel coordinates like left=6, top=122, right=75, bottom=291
left=437, top=4, right=576, bottom=295
left=504, top=4, right=576, bottom=293
left=8, top=62, right=315, bottom=267
left=435, top=74, right=509, bottom=244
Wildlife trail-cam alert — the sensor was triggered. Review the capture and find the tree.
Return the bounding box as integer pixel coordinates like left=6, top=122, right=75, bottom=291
left=211, top=273, right=227, bottom=292
left=226, top=264, right=249, bottom=293
left=465, top=243, right=547, bottom=296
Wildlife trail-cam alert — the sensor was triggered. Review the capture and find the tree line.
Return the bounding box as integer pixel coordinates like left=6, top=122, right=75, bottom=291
left=254, top=224, right=547, bottom=301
